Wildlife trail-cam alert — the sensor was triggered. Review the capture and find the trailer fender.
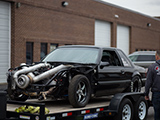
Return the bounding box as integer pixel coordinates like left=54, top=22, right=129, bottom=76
left=108, top=92, right=145, bottom=113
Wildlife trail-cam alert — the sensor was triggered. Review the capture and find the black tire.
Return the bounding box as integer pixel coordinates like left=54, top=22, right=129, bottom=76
left=133, top=97, right=148, bottom=120
left=7, top=85, right=28, bottom=101
left=114, top=98, right=133, bottom=120
left=68, top=74, right=91, bottom=108
left=8, top=91, right=28, bottom=101
left=131, top=76, right=142, bottom=92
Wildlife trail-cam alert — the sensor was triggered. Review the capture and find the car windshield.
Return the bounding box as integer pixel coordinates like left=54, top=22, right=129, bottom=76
left=129, top=55, right=155, bottom=62
left=42, top=47, right=99, bottom=64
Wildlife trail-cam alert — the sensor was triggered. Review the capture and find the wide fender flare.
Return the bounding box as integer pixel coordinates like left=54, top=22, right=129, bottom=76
left=132, top=71, right=141, bottom=79
left=108, top=92, right=145, bottom=112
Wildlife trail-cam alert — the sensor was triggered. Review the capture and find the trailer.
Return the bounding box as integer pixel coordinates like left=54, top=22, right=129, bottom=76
left=4, top=92, right=150, bottom=120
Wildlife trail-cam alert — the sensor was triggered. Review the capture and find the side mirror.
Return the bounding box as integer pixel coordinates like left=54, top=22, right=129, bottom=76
left=100, top=62, right=109, bottom=69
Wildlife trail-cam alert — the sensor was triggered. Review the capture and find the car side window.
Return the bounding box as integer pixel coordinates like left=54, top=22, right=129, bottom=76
left=137, top=55, right=155, bottom=61
left=128, top=55, right=138, bottom=62
left=101, top=50, right=121, bottom=66
left=117, top=50, right=132, bottom=67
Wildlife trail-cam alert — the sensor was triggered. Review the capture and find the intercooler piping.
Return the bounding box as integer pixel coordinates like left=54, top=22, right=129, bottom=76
left=13, top=63, right=72, bottom=89
left=13, top=63, right=50, bottom=81
left=13, top=63, right=51, bottom=89
left=32, top=64, right=70, bottom=83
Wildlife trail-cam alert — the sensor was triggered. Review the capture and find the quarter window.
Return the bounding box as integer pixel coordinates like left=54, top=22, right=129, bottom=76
left=118, top=50, right=132, bottom=67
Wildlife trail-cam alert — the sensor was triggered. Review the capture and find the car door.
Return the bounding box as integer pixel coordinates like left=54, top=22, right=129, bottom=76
left=96, top=49, right=129, bottom=96
left=117, top=49, right=134, bottom=83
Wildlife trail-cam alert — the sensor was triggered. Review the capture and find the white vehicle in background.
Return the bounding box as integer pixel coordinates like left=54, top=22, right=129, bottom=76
left=128, top=51, right=156, bottom=68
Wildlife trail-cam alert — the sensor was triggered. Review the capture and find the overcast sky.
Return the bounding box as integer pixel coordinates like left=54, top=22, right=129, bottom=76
left=101, top=0, right=160, bottom=17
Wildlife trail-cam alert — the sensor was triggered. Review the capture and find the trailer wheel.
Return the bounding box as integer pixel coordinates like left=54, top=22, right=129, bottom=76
left=114, top=98, right=133, bottom=120
left=134, top=97, right=148, bottom=120
left=68, top=75, right=91, bottom=108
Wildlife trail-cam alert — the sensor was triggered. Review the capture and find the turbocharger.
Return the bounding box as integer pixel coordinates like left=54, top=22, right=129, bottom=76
left=14, top=63, right=71, bottom=89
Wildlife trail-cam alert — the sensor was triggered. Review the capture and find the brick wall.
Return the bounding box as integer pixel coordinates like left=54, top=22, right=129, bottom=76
left=3, top=0, right=160, bottom=67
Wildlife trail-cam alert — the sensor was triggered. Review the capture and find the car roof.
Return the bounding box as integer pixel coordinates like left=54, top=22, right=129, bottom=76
left=129, top=51, right=156, bottom=56
left=58, top=45, right=119, bottom=51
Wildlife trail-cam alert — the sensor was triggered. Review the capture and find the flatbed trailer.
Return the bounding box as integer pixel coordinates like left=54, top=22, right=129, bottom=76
left=4, top=92, right=150, bottom=120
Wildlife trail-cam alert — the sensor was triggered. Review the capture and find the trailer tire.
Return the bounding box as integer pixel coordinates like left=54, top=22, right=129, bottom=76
left=114, top=98, right=133, bottom=120
left=134, top=96, right=148, bottom=120
left=68, top=75, right=91, bottom=108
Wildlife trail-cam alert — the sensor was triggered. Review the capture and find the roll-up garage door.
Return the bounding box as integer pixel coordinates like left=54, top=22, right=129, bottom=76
left=95, top=20, right=111, bottom=47
left=117, top=25, right=130, bottom=55
left=0, top=1, right=10, bottom=83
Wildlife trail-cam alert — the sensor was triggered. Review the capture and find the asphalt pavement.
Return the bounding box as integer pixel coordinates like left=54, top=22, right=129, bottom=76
left=141, top=87, right=154, bottom=120
left=147, top=107, right=154, bottom=120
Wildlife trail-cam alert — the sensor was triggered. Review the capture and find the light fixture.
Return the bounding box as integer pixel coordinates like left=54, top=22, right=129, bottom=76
left=16, top=2, right=21, bottom=8
left=62, top=1, right=69, bottom=7
left=147, top=23, right=151, bottom=27
left=115, top=14, right=119, bottom=18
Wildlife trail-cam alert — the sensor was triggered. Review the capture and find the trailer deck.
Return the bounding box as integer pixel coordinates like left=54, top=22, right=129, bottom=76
left=6, top=96, right=113, bottom=120
left=5, top=92, right=149, bottom=120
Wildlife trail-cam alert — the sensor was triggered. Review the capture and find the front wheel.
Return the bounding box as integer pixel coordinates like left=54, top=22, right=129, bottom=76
left=7, top=84, right=28, bottom=101
left=8, top=90, right=28, bottom=101
left=68, top=75, right=91, bottom=108
left=114, top=98, right=133, bottom=120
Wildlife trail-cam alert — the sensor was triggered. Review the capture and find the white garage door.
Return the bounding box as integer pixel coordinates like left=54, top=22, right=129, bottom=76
left=117, top=25, right=130, bottom=55
left=95, top=20, right=111, bottom=47
left=0, top=1, right=11, bottom=83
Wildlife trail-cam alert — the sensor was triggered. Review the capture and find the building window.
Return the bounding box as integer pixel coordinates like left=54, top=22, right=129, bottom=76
left=41, top=43, right=47, bottom=59
left=50, top=43, right=58, bottom=52
left=26, top=42, right=33, bottom=64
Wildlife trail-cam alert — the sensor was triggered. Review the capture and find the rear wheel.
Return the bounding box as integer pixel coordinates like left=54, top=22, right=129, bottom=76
left=68, top=75, right=91, bottom=108
left=131, top=76, right=142, bottom=92
left=114, top=98, right=133, bottom=120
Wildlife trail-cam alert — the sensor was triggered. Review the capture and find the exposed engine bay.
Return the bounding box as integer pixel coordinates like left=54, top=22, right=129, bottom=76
left=7, top=62, right=94, bottom=101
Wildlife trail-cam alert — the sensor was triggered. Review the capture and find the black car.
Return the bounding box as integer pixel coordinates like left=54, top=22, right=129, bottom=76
left=7, top=45, right=146, bottom=107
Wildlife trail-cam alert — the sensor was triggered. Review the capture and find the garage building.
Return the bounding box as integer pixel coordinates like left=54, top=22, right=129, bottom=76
left=0, top=0, right=160, bottom=83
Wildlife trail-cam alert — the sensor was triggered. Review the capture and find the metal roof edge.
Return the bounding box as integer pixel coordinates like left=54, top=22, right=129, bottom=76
left=93, top=0, right=160, bottom=22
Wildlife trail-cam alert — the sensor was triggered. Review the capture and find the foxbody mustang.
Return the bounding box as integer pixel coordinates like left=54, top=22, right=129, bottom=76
left=7, top=45, right=146, bottom=107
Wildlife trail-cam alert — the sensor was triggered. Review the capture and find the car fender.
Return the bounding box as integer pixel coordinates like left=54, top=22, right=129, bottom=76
left=108, top=92, right=145, bottom=113
left=132, top=71, right=141, bottom=79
